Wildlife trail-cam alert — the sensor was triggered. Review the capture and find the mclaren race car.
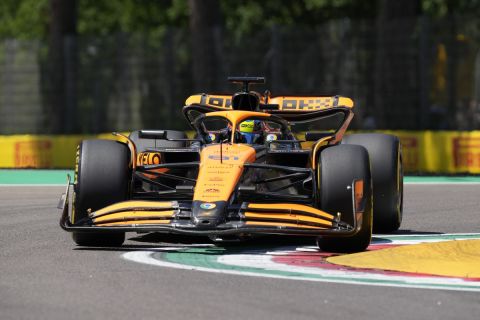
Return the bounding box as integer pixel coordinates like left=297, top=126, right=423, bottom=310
left=59, top=77, right=403, bottom=253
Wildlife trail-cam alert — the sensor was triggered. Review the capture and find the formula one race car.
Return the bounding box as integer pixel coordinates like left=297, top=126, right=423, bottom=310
left=59, top=77, right=403, bottom=253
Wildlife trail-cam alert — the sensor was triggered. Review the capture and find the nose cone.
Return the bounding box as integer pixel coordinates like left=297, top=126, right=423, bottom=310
left=191, top=201, right=227, bottom=229
left=194, top=144, right=256, bottom=203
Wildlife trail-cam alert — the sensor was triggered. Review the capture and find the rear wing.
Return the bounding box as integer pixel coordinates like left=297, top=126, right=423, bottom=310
left=184, top=93, right=355, bottom=141
left=185, top=94, right=354, bottom=112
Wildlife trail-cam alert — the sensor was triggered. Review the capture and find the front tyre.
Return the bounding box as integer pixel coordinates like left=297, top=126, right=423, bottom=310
left=316, top=145, right=373, bottom=253
left=72, top=140, right=130, bottom=247
left=342, top=133, right=403, bottom=232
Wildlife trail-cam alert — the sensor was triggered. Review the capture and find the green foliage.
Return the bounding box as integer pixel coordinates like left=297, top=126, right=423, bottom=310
left=422, top=0, right=480, bottom=16
left=1, top=0, right=480, bottom=40
left=0, top=0, right=49, bottom=39
left=221, top=0, right=375, bottom=39
left=77, top=0, right=188, bottom=35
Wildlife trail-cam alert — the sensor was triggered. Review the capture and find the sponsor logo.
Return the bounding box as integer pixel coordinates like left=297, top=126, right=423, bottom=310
left=15, top=141, right=52, bottom=168
left=453, top=137, right=480, bottom=170
left=137, top=152, right=162, bottom=166
left=398, top=136, right=418, bottom=171
left=200, top=203, right=216, bottom=210
left=281, top=98, right=332, bottom=110
left=200, top=95, right=232, bottom=109
left=208, top=155, right=240, bottom=161
left=206, top=171, right=232, bottom=175
left=207, top=164, right=235, bottom=169
left=239, top=120, right=255, bottom=133
left=203, top=183, right=225, bottom=187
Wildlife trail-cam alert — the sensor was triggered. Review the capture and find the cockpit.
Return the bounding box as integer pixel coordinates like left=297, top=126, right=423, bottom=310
left=192, top=111, right=295, bottom=146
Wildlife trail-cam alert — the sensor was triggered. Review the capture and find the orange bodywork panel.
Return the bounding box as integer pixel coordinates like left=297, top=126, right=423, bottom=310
left=96, top=220, right=171, bottom=227
left=136, top=152, right=162, bottom=166
left=244, top=212, right=332, bottom=228
left=185, top=94, right=354, bottom=111
left=205, top=110, right=272, bottom=142
left=247, top=203, right=334, bottom=220
left=268, top=96, right=353, bottom=111
left=194, top=144, right=256, bottom=202
left=135, top=151, right=168, bottom=177
left=186, top=94, right=233, bottom=109
left=244, top=221, right=324, bottom=229
left=244, top=203, right=335, bottom=229
left=89, top=201, right=177, bottom=226
left=93, top=211, right=175, bottom=224
left=205, top=110, right=271, bottom=123
left=354, top=180, right=364, bottom=213
left=311, top=136, right=335, bottom=170
left=89, top=201, right=176, bottom=216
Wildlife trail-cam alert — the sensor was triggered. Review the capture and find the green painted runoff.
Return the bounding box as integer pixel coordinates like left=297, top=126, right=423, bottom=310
left=1, top=170, right=480, bottom=185
left=0, top=170, right=74, bottom=185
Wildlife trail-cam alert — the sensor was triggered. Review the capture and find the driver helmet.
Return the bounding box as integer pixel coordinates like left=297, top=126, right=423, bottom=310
left=238, top=120, right=263, bottom=144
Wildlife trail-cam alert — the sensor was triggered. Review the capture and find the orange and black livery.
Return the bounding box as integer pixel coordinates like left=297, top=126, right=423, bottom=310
left=59, top=77, right=403, bottom=252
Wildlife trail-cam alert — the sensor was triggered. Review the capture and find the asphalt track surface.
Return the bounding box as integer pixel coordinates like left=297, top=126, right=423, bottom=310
left=1, top=182, right=480, bottom=320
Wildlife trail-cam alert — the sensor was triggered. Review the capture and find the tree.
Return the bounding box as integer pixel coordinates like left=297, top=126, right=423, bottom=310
left=45, top=0, right=77, bottom=133
left=188, top=0, right=223, bottom=92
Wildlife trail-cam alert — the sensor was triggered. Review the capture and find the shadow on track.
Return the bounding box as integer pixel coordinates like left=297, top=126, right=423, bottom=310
left=381, top=229, right=443, bottom=235
left=73, top=232, right=316, bottom=253
left=72, top=229, right=443, bottom=253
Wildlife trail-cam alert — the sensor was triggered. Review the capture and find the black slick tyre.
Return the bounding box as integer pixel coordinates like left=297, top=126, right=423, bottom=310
left=72, top=140, right=130, bottom=247
left=316, top=144, right=373, bottom=253
left=342, top=133, right=403, bottom=232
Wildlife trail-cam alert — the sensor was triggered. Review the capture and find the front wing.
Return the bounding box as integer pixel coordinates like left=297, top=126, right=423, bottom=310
left=59, top=176, right=366, bottom=237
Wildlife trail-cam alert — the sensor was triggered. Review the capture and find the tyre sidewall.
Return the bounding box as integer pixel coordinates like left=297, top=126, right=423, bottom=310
left=316, top=144, right=373, bottom=252
left=319, top=144, right=371, bottom=226
left=342, top=133, right=403, bottom=232
left=74, top=139, right=130, bottom=222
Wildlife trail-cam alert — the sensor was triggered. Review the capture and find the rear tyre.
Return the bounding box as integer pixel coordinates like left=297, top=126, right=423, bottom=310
left=342, top=133, right=403, bottom=232
left=316, top=145, right=373, bottom=253
left=72, top=140, right=130, bottom=247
